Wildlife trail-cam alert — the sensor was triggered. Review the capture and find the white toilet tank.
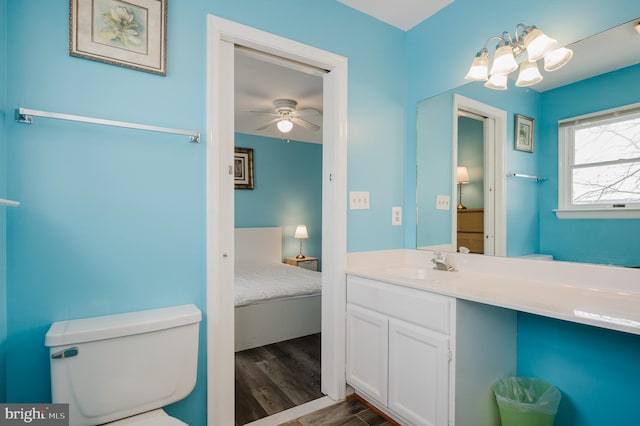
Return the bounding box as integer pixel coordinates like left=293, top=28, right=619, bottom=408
left=45, top=304, right=201, bottom=426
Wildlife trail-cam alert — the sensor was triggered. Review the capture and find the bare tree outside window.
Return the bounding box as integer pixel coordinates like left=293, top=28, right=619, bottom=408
left=571, top=115, right=640, bottom=205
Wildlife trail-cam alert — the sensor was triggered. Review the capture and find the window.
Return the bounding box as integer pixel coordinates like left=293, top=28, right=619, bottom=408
left=557, top=103, right=640, bottom=219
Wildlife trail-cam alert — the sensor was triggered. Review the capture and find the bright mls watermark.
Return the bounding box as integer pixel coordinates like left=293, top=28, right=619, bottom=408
left=0, top=404, right=68, bottom=425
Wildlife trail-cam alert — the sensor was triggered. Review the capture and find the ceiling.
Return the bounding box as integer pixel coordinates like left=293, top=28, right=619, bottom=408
left=336, top=0, right=454, bottom=31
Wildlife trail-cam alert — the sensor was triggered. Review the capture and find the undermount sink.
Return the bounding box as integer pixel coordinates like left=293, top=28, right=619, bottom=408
left=383, top=266, right=434, bottom=280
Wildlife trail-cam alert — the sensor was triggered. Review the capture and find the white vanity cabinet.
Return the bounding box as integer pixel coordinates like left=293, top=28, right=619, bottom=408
left=346, top=275, right=517, bottom=426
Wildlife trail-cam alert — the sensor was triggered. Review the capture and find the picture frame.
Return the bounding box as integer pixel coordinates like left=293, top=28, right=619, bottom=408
left=234, top=148, right=254, bottom=190
left=69, top=0, right=167, bottom=76
left=514, top=114, right=534, bottom=153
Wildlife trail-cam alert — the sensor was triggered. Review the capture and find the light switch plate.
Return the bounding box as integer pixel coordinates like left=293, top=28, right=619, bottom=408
left=436, top=195, right=450, bottom=210
left=350, top=191, right=370, bottom=210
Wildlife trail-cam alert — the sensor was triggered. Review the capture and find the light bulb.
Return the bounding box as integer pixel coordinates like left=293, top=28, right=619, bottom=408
left=465, top=51, right=489, bottom=81
left=484, top=73, right=508, bottom=90
left=490, top=45, right=518, bottom=75
left=277, top=118, right=294, bottom=133
left=516, top=61, right=543, bottom=87
left=544, top=47, right=573, bottom=71
left=524, top=28, right=557, bottom=62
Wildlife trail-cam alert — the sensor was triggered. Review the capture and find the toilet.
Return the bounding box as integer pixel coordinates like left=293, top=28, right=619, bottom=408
left=45, top=304, right=202, bottom=426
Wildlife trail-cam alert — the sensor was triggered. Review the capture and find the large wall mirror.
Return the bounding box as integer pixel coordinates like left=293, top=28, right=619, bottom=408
left=416, top=17, right=640, bottom=267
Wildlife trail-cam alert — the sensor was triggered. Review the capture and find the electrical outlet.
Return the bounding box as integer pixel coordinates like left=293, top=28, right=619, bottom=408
left=349, top=191, right=370, bottom=210
left=392, top=206, right=402, bottom=225
left=436, top=195, right=450, bottom=211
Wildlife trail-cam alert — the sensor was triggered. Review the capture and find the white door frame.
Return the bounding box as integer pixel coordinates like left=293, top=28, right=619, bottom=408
left=453, top=94, right=506, bottom=256
left=206, top=15, right=348, bottom=425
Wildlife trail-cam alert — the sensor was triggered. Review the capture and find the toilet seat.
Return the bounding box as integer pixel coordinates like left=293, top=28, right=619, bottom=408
left=103, top=409, right=188, bottom=426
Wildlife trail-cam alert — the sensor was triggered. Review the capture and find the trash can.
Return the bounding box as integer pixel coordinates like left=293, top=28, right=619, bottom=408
left=493, top=376, right=561, bottom=426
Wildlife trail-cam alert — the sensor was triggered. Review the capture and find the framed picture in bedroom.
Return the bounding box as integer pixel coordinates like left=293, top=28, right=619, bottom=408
left=514, top=114, right=534, bottom=153
left=234, top=148, right=254, bottom=190
left=69, top=0, right=167, bottom=76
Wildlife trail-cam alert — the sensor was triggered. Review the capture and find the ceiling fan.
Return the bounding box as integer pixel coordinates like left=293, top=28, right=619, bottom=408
left=252, top=99, right=321, bottom=133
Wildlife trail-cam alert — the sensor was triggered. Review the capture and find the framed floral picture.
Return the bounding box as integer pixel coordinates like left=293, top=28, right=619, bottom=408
left=69, top=0, right=167, bottom=75
left=515, top=114, right=534, bottom=153
left=234, top=148, right=254, bottom=190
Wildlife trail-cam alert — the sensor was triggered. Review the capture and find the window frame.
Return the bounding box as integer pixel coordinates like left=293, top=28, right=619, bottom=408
left=556, top=102, right=640, bottom=219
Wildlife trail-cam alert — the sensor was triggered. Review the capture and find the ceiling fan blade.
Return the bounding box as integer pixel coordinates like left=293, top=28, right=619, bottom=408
left=295, top=108, right=321, bottom=117
left=292, top=117, right=321, bottom=131
left=249, top=110, right=280, bottom=116
left=255, top=118, right=279, bottom=131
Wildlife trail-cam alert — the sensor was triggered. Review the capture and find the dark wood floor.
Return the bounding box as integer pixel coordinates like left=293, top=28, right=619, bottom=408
left=282, top=396, right=395, bottom=426
left=235, top=333, right=323, bottom=425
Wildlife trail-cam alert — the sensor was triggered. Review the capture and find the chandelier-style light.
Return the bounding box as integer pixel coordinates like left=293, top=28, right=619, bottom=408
left=465, top=24, right=573, bottom=90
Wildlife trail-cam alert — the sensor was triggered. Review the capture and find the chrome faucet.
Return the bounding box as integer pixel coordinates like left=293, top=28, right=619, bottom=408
left=431, top=252, right=456, bottom=272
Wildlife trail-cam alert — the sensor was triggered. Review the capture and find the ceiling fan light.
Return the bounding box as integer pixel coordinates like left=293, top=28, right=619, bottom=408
left=490, top=45, right=518, bottom=75
left=465, top=51, right=489, bottom=81
left=544, top=47, right=573, bottom=71
left=515, top=61, right=543, bottom=87
left=484, top=73, right=508, bottom=90
left=524, top=28, right=557, bottom=62
left=276, top=118, right=294, bottom=133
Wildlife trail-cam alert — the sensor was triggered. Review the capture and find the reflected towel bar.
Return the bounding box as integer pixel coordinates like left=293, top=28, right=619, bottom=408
left=507, top=173, right=546, bottom=182
left=15, top=107, right=201, bottom=143
left=0, top=198, right=20, bottom=207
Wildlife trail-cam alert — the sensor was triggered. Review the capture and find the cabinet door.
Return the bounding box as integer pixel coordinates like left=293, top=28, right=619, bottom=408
left=346, top=304, right=389, bottom=405
left=388, top=319, right=450, bottom=426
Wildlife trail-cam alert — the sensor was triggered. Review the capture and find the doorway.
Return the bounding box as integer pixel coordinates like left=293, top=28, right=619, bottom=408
left=206, top=16, right=348, bottom=425
left=453, top=95, right=507, bottom=257
left=456, top=109, right=494, bottom=254
left=233, top=45, right=325, bottom=425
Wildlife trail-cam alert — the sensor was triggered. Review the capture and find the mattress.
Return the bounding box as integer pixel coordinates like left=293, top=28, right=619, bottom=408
left=235, top=262, right=322, bottom=307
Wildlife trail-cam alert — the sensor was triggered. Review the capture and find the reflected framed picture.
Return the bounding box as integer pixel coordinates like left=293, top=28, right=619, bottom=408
left=234, top=148, right=254, bottom=190
left=514, top=114, right=534, bottom=153
left=69, top=0, right=167, bottom=75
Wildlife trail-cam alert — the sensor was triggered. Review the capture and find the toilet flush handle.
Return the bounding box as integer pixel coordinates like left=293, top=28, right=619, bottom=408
left=51, top=347, right=79, bottom=359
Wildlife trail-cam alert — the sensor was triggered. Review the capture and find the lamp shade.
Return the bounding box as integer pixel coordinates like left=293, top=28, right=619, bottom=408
left=543, top=47, right=573, bottom=71
left=490, top=44, right=518, bottom=75
left=465, top=51, right=489, bottom=81
left=484, top=73, right=508, bottom=90
left=277, top=118, right=294, bottom=133
left=516, top=61, right=543, bottom=87
left=294, top=225, right=308, bottom=239
left=524, top=28, right=557, bottom=62
left=457, top=166, right=470, bottom=184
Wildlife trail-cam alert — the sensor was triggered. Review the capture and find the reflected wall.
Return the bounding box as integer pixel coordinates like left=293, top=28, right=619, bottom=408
left=538, top=63, right=640, bottom=266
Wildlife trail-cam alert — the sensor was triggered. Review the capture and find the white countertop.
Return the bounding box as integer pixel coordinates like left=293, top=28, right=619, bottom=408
left=346, top=250, right=640, bottom=336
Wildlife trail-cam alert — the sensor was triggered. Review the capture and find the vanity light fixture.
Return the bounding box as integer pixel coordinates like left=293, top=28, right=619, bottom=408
left=465, top=24, right=573, bottom=90
left=294, top=224, right=309, bottom=259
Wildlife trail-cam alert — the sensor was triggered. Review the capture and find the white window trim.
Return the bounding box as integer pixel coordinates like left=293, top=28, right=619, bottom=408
left=556, top=102, right=640, bottom=219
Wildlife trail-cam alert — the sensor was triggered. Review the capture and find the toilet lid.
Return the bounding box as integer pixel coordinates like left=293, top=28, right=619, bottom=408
left=103, top=409, right=188, bottom=426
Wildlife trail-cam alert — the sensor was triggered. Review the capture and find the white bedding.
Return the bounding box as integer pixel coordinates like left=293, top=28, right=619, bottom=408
left=235, top=262, right=322, bottom=307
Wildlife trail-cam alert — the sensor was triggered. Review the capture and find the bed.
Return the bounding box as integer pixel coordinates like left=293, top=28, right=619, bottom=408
left=234, top=227, right=321, bottom=351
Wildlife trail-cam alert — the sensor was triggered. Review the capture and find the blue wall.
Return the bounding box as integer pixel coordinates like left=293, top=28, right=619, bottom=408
left=0, top=0, right=7, bottom=404
left=538, top=63, right=640, bottom=266
left=234, top=133, right=322, bottom=263
left=2, top=0, right=405, bottom=424
left=518, top=313, right=640, bottom=426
